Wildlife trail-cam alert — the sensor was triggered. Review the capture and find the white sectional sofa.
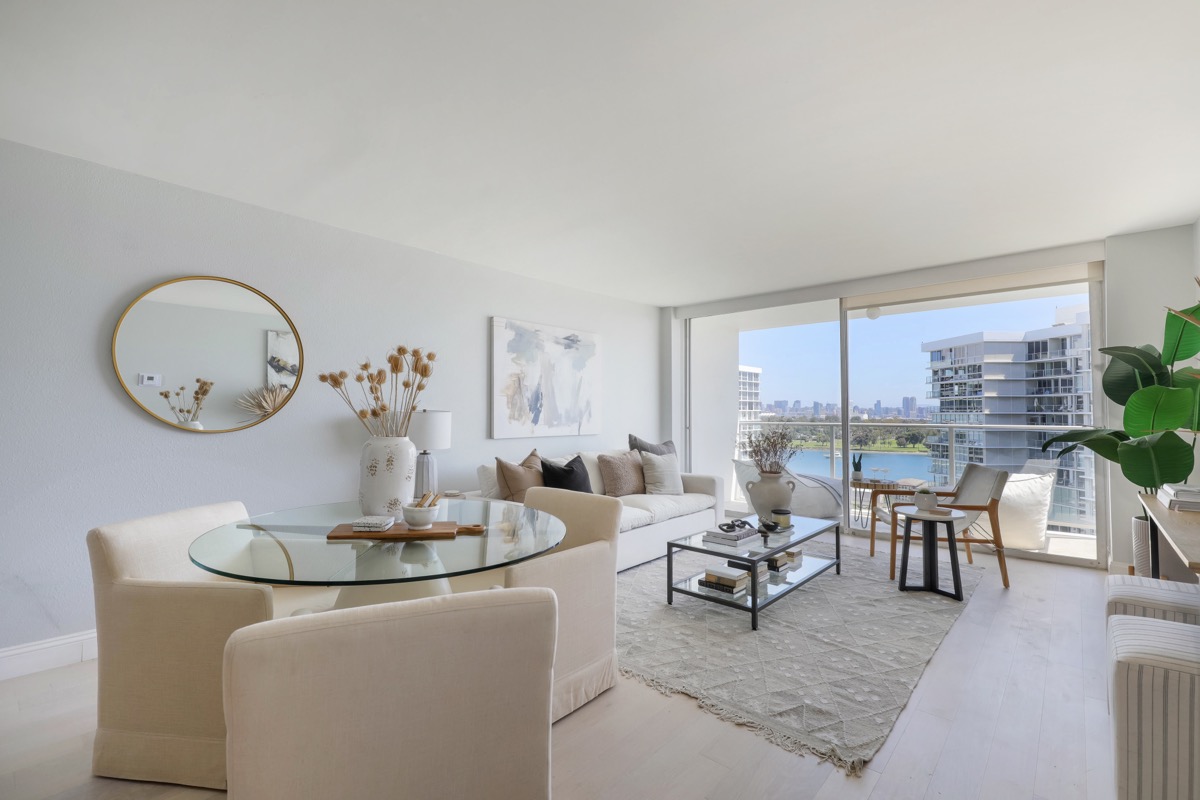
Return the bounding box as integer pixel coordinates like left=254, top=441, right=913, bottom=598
left=476, top=450, right=724, bottom=571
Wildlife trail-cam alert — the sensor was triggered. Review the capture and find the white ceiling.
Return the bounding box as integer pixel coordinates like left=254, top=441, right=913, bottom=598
left=2, top=1, right=1199, bottom=307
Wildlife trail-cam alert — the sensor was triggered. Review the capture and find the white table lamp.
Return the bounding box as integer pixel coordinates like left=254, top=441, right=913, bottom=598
left=407, top=410, right=452, bottom=498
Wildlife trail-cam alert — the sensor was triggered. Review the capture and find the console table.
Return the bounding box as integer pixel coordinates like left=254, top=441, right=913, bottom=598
left=1139, top=493, right=1200, bottom=579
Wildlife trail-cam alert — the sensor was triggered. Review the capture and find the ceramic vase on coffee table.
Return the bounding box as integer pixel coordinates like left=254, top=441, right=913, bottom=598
left=745, top=471, right=795, bottom=522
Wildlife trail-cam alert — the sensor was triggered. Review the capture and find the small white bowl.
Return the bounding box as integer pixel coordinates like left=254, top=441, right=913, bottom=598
left=401, top=504, right=439, bottom=530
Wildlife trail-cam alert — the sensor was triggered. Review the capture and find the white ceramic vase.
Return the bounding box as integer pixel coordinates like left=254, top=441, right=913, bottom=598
left=745, top=471, right=795, bottom=521
left=179, top=420, right=204, bottom=431
left=1132, top=515, right=1151, bottom=576
left=359, top=436, right=417, bottom=515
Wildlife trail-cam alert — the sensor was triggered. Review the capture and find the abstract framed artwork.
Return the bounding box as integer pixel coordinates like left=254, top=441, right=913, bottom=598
left=491, top=317, right=601, bottom=438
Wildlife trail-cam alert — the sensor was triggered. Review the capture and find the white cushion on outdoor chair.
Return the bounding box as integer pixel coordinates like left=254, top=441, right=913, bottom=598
left=973, top=471, right=1053, bottom=551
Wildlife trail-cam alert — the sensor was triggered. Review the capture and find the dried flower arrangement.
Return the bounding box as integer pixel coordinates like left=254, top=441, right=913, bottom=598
left=743, top=426, right=798, bottom=474
left=319, top=345, right=436, bottom=437
left=235, top=384, right=291, bottom=418
left=160, top=378, right=213, bottom=423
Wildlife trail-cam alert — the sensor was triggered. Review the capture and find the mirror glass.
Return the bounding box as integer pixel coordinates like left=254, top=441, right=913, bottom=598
left=113, top=277, right=302, bottom=433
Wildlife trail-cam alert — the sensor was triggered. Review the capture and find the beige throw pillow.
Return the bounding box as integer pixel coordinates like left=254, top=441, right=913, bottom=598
left=597, top=450, right=645, bottom=497
left=495, top=450, right=544, bottom=503
left=641, top=450, right=684, bottom=495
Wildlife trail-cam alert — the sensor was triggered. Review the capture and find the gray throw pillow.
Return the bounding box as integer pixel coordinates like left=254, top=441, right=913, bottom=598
left=642, top=450, right=684, bottom=495
left=628, top=434, right=676, bottom=456
left=597, top=450, right=646, bottom=497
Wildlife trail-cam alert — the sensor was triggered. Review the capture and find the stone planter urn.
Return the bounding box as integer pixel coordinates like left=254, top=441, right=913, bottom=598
left=744, top=471, right=795, bottom=521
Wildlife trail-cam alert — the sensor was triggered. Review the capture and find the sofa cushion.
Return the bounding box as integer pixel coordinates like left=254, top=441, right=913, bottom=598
left=628, top=434, right=676, bottom=456
left=477, top=464, right=501, bottom=499
left=641, top=451, right=684, bottom=495
left=540, top=455, right=592, bottom=494
left=575, top=450, right=627, bottom=495
left=495, top=450, right=543, bottom=503
left=598, top=451, right=645, bottom=497
left=617, top=505, right=655, bottom=532
left=619, top=493, right=716, bottom=524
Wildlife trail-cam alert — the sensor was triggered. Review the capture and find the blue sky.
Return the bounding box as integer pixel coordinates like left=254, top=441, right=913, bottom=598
left=739, top=293, right=1088, bottom=408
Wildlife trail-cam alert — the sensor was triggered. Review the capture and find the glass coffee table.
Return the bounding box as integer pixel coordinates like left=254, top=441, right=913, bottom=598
left=667, top=514, right=841, bottom=630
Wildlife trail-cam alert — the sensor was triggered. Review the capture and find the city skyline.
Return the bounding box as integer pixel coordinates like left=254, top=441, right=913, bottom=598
left=739, top=293, right=1089, bottom=407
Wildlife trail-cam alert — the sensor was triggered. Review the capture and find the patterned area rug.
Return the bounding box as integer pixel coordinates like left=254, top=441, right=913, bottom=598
left=615, top=540, right=983, bottom=775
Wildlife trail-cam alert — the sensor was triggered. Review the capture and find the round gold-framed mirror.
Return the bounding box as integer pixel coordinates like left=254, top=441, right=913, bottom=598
left=112, top=276, right=303, bottom=433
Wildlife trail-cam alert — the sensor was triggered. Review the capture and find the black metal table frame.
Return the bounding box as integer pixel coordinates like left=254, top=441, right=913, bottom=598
left=667, top=518, right=840, bottom=630
left=898, top=516, right=963, bottom=601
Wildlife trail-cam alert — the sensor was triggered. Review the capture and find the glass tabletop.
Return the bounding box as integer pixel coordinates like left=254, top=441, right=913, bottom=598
left=189, top=499, right=567, bottom=586
left=670, top=514, right=837, bottom=559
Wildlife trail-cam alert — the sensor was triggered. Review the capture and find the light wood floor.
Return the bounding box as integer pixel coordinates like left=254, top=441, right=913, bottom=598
left=0, top=534, right=1114, bottom=800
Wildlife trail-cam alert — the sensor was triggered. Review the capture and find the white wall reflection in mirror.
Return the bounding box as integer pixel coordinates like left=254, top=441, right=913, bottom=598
left=113, top=277, right=302, bottom=432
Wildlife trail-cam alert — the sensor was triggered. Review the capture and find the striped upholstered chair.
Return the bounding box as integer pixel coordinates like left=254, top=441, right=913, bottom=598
left=1105, top=574, right=1200, bottom=625
left=1107, top=615, right=1200, bottom=800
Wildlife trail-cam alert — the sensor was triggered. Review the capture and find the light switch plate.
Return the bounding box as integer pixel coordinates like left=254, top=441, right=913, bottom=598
left=137, top=373, right=163, bottom=387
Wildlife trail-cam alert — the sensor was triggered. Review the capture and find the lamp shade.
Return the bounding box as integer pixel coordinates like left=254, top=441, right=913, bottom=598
left=407, top=410, right=452, bottom=451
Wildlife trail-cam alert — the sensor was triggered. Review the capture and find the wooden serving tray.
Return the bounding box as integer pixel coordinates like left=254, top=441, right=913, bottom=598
left=327, top=521, right=459, bottom=541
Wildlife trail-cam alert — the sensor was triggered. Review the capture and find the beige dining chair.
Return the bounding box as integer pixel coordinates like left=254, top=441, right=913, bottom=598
left=870, top=463, right=1011, bottom=588
left=223, top=588, right=558, bottom=800
left=87, top=501, right=273, bottom=789
left=506, top=486, right=623, bottom=721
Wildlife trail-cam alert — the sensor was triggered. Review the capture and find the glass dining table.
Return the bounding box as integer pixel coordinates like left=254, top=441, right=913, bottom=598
left=189, top=498, right=567, bottom=608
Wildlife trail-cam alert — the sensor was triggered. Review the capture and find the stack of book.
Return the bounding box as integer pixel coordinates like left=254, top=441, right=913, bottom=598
left=1157, top=484, right=1200, bottom=512
left=701, top=526, right=758, bottom=548
left=766, top=547, right=804, bottom=572
left=728, top=559, right=768, bottom=580
left=698, top=565, right=750, bottom=594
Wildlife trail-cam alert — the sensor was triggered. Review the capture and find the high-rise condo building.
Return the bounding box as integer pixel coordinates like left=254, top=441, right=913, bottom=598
left=923, top=305, right=1093, bottom=534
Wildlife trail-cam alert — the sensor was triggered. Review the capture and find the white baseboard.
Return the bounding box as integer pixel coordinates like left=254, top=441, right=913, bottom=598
left=0, top=629, right=97, bottom=681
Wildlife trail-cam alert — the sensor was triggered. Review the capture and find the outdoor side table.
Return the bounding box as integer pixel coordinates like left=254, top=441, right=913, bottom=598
left=893, top=504, right=965, bottom=601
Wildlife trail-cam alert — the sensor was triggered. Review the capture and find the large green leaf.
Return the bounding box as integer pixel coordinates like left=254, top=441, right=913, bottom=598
left=1117, top=431, right=1195, bottom=490
left=1123, top=385, right=1195, bottom=437
left=1101, top=345, right=1167, bottom=405
left=1174, top=367, right=1200, bottom=432
left=1163, top=302, right=1200, bottom=365
left=1041, top=428, right=1129, bottom=463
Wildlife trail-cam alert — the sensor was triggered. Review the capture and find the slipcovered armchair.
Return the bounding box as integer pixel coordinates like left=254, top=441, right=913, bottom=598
left=508, top=486, right=623, bottom=721
left=224, top=589, right=558, bottom=800
left=87, top=501, right=273, bottom=789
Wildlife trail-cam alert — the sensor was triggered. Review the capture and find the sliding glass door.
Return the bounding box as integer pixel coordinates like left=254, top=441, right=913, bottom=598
left=684, top=272, right=1107, bottom=568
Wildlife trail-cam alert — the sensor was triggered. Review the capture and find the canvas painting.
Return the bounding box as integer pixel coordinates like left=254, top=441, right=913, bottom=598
left=491, top=317, right=601, bottom=438
left=266, top=330, right=300, bottom=388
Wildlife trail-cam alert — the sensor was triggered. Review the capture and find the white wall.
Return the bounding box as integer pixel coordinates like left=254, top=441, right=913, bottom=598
left=0, top=139, right=664, bottom=650
left=1103, top=225, right=1197, bottom=569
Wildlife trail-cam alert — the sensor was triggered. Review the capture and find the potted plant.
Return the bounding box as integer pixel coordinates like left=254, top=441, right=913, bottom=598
left=742, top=426, right=799, bottom=519
left=1042, top=283, right=1199, bottom=571
left=913, top=486, right=938, bottom=511
left=851, top=453, right=864, bottom=481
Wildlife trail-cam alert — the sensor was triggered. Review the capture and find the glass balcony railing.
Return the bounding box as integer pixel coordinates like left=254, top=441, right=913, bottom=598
left=734, top=418, right=1096, bottom=546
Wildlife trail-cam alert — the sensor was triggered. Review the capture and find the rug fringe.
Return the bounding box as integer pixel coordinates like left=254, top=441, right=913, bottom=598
left=618, top=665, right=868, bottom=777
